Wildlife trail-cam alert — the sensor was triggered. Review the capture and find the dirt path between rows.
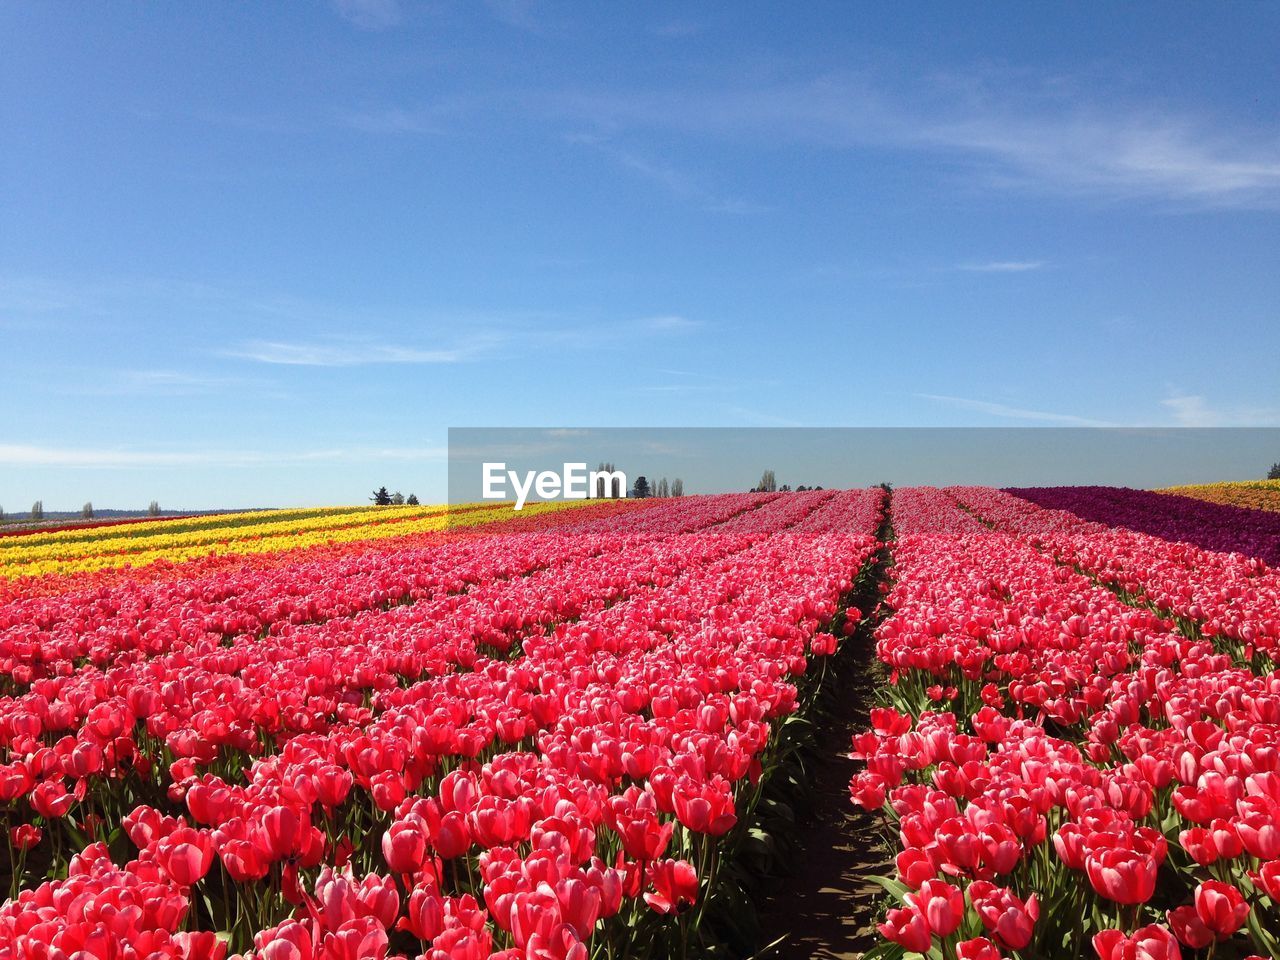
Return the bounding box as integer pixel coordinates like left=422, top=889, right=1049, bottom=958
left=751, top=536, right=894, bottom=959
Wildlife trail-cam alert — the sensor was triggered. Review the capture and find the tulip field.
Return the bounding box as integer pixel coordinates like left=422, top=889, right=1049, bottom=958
left=2, top=485, right=1280, bottom=960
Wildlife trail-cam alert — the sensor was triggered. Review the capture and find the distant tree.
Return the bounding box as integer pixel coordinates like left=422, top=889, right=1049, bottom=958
left=780, top=484, right=792, bottom=492
left=31, top=500, right=44, bottom=521
left=391, top=491, right=406, bottom=505
left=0, top=505, right=4, bottom=522
left=632, top=476, right=651, bottom=499
left=595, top=462, right=623, bottom=498
left=1270, top=462, right=1280, bottom=480
left=671, top=478, right=684, bottom=497
left=815, top=486, right=824, bottom=491
left=148, top=500, right=161, bottom=517
left=656, top=477, right=670, bottom=498
left=406, top=493, right=420, bottom=505
left=796, top=485, right=808, bottom=492
left=758, top=469, right=777, bottom=493
left=370, top=486, right=392, bottom=506
left=82, top=502, right=94, bottom=519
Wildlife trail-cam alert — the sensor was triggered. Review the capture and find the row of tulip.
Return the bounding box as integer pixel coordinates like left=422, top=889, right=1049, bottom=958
left=0, top=492, right=787, bottom=759
left=0, top=496, right=710, bottom=688
left=0, top=501, right=646, bottom=607
left=949, top=487, right=1280, bottom=664
left=1157, top=482, right=1280, bottom=516
left=0, top=489, right=886, bottom=960
left=0, top=502, right=595, bottom=582
left=853, top=486, right=1280, bottom=960
left=1, top=507, right=386, bottom=549
left=1005, top=486, right=1280, bottom=569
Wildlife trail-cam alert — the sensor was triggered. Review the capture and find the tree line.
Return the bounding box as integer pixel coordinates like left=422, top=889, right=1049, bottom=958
left=750, top=469, right=823, bottom=493
left=0, top=500, right=165, bottom=523
left=369, top=487, right=419, bottom=506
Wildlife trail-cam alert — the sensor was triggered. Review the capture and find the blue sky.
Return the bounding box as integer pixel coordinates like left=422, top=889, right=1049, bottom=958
left=2, top=2, right=1278, bottom=508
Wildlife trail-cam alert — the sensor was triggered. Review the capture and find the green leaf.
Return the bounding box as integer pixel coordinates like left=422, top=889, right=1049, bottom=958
left=864, top=873, right=912, bottom=902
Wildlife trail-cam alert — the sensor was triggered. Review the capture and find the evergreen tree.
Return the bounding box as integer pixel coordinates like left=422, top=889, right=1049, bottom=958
left=632, top=476, right=651, bottom=499
left=406, top=493, right=420, bottom=505
left=1269, top=462, right=1280, bottom=480
left=595, top=463, right=622, bottom=498
left=370, top=486, right=392, bottom=506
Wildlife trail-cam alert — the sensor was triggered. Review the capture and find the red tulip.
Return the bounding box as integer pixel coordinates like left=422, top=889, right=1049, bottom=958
left=9, top=823, right=41, bottom=851
left=1250, top=860, right=1280, bottom=900
left=1092, top=925, right=1182, bottom=960
left=1085, top=848, right=1158, bottom=904
left=643, top=859, right=697, bottom=915
left=1166, top=906, right=1213, bottom=950
left=968, top=881, right=1038, bottom=951
left=905, top=879, right=964, bottom=937
left=1193, top=880, right=1249, bottom=938
left=956, top=939, right=1003, bottom=960
left=877, top=905, right=932, bottom=953
left=381, top=818, right=429, bottom=874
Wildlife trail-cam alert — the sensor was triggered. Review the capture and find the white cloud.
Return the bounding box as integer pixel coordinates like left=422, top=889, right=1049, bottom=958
left=1161, top=392, right=1280, bottom=427
left=337, top=107, right=445, bottom=135
left=565, top=134, right=770, bottom=214
left=227, top=340, right=468, bottom=367
left=643, top=315, right=698, bottom=332
left=547, top=72, right=1280, bottom=208
left=0, top=444, right=446, bottom=469
left=958, top=260, right=1047, bottom=273
left=332, top=0, right=401, bottom=30
left=484, top=0, right=539, bottom=31
left=918, top=393, right=1117, bottom=427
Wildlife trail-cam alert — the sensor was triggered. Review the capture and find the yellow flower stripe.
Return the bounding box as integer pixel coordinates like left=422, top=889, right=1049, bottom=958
left=0, top=506, right=433, bottom=567
left=1156, top=479, right=1280, bottom=513
left=0, top=501, right=591, bottom=580
left=0, top=505, right=369, bottom=550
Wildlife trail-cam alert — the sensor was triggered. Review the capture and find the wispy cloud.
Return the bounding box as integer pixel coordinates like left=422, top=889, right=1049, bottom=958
left=718, top=404, right=805, bottom=428
left=332, top=0, right=401, bottom=30
left=226, top=338, right=485, bottom=367
left=79, top=370, right=243, bottom=396
left=643, top=315, right=699, bottom=332
left=546, top=72, right=1280, bottom=208
left=1161, top=392, right=1280, bottom=427
left=484, top=0, right=539, bottom=31
left=958, top=260, right=1047, bottom=273
left=0, top=444, right=446, bottom=469
left=918, top=393, right=1117, bottom=427
left=651, top=19, right=702, bottom=39
left=566, top=133, right=770, bottom=214
left=337, top=107, right=446, bottom=135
